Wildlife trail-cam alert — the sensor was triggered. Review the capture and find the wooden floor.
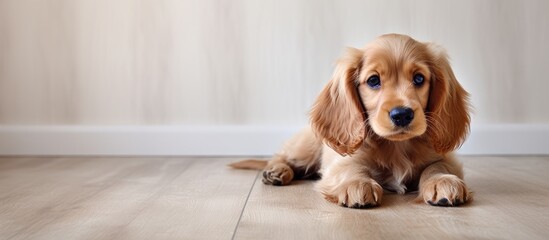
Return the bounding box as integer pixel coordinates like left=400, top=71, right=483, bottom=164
left=1, top=156, right=548, bottom=239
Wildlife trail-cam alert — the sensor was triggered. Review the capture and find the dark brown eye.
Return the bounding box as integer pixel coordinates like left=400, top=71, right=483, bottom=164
left=366, top=75, right=381, bottom=89
left=413, top=73, right=425, bottom=86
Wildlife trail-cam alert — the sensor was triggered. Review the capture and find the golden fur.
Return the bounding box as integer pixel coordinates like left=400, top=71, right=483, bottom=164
left=230, top=34, right=471, bottom=208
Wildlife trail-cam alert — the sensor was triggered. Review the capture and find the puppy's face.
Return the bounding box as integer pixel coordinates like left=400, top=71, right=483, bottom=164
left=357, top=37, right=432, bottom=141
left=311, top=34, right=469, bottom=155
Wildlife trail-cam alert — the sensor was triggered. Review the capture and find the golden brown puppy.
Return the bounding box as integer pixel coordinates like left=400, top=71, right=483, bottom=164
left=230, top=34, right=471, bottom=208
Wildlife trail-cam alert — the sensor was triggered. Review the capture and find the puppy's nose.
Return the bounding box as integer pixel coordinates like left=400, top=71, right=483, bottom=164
left=389, top=107, right=414, bottom=127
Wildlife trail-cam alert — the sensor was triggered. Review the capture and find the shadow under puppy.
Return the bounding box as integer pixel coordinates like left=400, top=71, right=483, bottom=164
left=230, top=34, right=471, bottom=208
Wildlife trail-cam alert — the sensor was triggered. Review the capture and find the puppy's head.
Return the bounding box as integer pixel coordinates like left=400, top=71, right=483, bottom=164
left=310, top=34, right=470, bottom=155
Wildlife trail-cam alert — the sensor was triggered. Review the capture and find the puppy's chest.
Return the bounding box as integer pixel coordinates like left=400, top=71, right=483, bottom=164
left=368, top=151, right=424, bottom=194
left=375, top=167, right=420, bottom=194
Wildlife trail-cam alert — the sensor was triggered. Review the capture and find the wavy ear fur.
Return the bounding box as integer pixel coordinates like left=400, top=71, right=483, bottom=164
left=425, top=43, right=471, bottom=154
left=310, top=48, right=366, bottom=156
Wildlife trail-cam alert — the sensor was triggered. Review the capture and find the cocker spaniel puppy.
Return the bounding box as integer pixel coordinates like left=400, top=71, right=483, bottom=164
left=231, top=34, right=471, bottom=208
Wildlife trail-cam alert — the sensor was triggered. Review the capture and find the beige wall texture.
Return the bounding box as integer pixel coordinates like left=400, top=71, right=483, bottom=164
left=1, top=0, right=548, bottom=125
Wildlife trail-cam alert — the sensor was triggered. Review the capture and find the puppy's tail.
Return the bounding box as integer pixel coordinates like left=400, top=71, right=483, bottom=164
left=228, top=159, right=268, bottom=170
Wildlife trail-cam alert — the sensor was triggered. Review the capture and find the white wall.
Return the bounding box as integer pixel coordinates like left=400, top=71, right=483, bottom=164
left=0, top=0, right=548, bottom=155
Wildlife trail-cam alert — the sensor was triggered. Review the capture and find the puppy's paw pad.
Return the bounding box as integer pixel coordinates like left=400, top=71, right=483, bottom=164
left=427, top=198, right=463, bottom=207
left=349, top=203, right=376, bottom=209
left=421, top=174, right=470, bottom=207
left=261, top=163, right=294, bottom=186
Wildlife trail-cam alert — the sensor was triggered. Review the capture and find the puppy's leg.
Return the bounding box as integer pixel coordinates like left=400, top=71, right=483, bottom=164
left=262, top=128, right=322, bottom=186
left=419, top=155, right=471, bottom=206
left=316, top=157, right=383, bottom=208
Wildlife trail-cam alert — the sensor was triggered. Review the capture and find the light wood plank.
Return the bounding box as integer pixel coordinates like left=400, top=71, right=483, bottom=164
left=0, top=157, right=258, bottom=240
left=0, top=157, right=176, bottom=239
left=112, top=158, right=259, bottom=240
left=464, top=156, right=549, bottom=237
left=2, top=157, right=549, bottom=239
left=234, top=156, right=549, bottom=240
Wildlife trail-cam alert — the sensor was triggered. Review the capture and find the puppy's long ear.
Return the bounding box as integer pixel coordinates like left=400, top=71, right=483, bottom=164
left=310, top=48, right=366, bottom=156
left=425, top=43, right=471, bottom=154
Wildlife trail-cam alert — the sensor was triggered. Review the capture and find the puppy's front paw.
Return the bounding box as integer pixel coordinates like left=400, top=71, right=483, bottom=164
left=420, top=174, right=470, bottom=207
left=319, top=179, right=383, bottom=209
left=262, top=163, right=294, bottom=186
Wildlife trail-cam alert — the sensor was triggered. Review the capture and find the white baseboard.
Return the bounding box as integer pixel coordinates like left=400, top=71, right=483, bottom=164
left=0, top=124, right=547, bottom=156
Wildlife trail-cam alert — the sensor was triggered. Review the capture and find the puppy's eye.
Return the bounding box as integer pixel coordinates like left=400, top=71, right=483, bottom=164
left=366, top=75, right=381, bottom=89
left=413, top=74, right=425, bottom=86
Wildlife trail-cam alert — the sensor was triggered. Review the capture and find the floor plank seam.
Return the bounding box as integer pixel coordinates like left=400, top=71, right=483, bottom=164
left=231, top=170, right=260, bottom=240
left=107, top=159, right=197, bottom=239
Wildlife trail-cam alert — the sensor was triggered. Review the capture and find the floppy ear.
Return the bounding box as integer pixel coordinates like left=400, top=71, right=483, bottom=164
left=310, top=48, right=367, bottom=156
left=425, top=43, right=471, bottom=154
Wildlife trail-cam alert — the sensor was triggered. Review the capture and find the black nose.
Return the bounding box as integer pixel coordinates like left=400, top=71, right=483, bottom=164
left=389, top=107, right=414, bottom=127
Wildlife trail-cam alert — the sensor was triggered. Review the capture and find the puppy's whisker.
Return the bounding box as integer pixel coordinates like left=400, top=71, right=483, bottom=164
left=426, top=114, right=450, bottom=138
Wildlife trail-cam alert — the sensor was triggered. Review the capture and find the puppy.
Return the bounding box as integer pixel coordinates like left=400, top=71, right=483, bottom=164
left=230, top=34, right=471, bottom=208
